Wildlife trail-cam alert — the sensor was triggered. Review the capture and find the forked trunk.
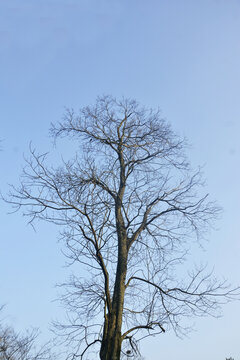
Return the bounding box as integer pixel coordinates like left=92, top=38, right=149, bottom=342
left=100, top=168, right=128, bottom=360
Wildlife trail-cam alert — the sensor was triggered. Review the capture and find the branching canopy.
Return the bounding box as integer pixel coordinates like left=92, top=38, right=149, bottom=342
left=5, top=96, right=239, bottom=359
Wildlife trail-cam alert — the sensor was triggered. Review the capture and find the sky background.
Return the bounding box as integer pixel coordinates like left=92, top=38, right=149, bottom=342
left=0, top=0, right=240, bottom=359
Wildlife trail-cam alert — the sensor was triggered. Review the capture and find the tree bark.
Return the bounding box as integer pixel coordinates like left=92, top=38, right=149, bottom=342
left=100, top=208, right=127, bottom=360
left=100, top=263, right=126, bottom=360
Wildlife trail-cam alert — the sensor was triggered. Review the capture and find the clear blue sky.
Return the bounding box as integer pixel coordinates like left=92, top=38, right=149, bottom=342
left=0, top=1, right=240, bottom=359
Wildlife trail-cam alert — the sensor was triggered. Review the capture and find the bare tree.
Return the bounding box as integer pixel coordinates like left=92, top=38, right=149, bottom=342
left=0, top=318, right=53, bottom=360
left=5, top=96, right=239, bottom=360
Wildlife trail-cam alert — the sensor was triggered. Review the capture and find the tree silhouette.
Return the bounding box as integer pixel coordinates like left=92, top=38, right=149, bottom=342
left=5, top=96, right=239, bottom=360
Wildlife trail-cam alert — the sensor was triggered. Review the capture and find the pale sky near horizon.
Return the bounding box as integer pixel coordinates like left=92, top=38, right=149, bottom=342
left=1, top=1, right=240, bottom=359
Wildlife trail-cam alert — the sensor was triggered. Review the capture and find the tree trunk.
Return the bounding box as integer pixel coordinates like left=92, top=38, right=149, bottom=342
left=100, top=156, right=127, bottom=360
left=100, top=237, right=127, bottom=360
left=100, top=315, right=122, bottom=360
